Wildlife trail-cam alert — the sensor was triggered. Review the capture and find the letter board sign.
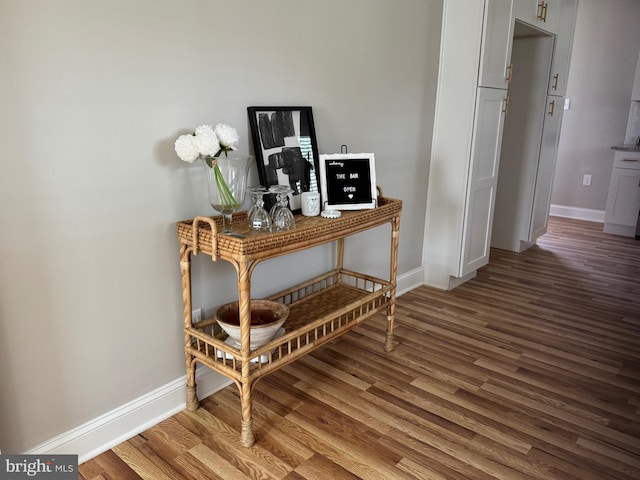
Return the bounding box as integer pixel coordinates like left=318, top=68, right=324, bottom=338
left=319, top=153, right=377, bottom=210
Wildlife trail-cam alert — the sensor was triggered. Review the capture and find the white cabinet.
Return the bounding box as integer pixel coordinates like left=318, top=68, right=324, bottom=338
left=548, top=0, right=578, bottom=96
left=529, top=97, right=564, bottom=239
left=515, top=0, right=577, bottom=95
left=515, top=0, right=559, bottom=33
left=424, top=0, right=577, bottom=290
left=605, top=169, right=640, bottom=226
left=604, top=151, right=640, bottom=237
left=479, top=0, right=516, bottom=89
left=460, top=88, right=508, bottom=276
left=424, top=0, right=512, bottom=289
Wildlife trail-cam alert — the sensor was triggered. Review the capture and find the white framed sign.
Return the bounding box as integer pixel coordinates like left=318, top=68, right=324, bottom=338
left=319, top=153, right=377, bottom=210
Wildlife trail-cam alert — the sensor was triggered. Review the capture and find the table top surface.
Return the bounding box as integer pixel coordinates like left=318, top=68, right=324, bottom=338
left=176, top=196, right=402, bottom=260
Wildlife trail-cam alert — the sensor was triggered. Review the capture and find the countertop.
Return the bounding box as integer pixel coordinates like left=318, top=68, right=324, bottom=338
left=612, top=144, right=640, bottom=152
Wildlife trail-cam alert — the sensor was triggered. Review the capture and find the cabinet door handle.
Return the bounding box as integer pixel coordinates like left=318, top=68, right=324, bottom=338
left=542, top=2, right=548, bottom=22
left=537, top=1, right=546, bottom=21
left=502, top=95, right=510, bottom=115
left=552, top=73, right=559, bottom=90
left=548, top=100, right=555, bottom=116
left=622, top=158, right=639, bottom=162
left=506, top=63, right=513, bottom=83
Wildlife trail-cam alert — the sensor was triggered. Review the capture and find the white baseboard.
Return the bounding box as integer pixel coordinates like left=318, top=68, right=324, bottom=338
left=26, top=367, right=231, bottom=464
left=603, top=222, right=636, bottom=238
left=549, top=204, right=605, bottom=223
left=396, top=266, right=424, bottom=296
left=446, top=270, right=477, bottom=290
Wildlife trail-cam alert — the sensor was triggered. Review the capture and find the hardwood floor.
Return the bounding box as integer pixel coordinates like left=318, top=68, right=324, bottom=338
left=80, top=217, right=640, bottom=479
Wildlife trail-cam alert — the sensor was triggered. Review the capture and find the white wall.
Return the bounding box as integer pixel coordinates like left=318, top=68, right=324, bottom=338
left=551, top=0, right=640, bottom=211
left=0, top=0, right=441, bottom=453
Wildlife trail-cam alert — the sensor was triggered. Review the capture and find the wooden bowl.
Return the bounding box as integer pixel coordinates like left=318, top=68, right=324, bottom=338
left=215, top=299, right=289, bottom=350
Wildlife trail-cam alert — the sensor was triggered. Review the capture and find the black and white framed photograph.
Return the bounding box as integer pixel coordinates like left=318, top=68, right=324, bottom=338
left=247, top=106, right=321, bottom=213
left=319, top=153, right=377, bottom=210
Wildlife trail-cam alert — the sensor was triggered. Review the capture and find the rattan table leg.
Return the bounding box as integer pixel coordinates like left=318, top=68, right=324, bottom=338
left=384, top=304, right=396, bottom=353
left=385, top=215, right=401, bottom=352
left=181, top=246, right=200, bottom=411
left=239, top=388, right=255, bottom=447
left=237, top=261, right=255, bottom=447
left=186, top=382, right=199, bottom=411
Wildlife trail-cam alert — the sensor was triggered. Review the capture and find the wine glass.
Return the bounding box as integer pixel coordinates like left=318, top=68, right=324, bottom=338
left=269, top=185, right=295, bottom=231
left=201, top=154, right=251, bottom=237
left=247, top=186, right=272, bottom=233
left=247, top=186, right=267, bottom=219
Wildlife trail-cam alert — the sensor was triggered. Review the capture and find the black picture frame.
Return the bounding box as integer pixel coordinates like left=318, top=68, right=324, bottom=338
left=247, top=106, right=321, bottom=213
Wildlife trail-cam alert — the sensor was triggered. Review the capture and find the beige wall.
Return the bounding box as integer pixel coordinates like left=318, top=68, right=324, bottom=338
left=551, top=0, right=640, bottom=210
left=0, top=0, right=441, bottom=453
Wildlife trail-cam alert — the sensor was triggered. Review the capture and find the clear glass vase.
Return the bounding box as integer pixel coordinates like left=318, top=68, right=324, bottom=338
left=201, top=154, right=251, bottom=237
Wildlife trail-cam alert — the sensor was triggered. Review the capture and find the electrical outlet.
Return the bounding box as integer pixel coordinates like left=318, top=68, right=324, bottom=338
left=192, top=308, right=203, bottom=323
left=582, top=174, right=592, bottom=186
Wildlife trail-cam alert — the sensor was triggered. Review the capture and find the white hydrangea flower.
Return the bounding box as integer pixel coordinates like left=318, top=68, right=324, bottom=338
left=194, top=124, right=220, bottom=156
left=174, top=134, right=199, bottom=163
left=215, top=123, right=240, bottom=150
left=194, top=124, right=214, bottom=136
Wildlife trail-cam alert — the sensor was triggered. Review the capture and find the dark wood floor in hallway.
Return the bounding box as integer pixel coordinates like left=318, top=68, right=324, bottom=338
left=80, top=216, right=640, bottom=479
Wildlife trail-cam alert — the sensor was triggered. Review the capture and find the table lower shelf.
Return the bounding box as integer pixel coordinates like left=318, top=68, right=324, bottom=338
left=185, top=269, right=393, bottom=383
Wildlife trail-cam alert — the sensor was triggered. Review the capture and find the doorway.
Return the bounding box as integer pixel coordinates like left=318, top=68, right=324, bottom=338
left=492, top=21, right=556, bottom=252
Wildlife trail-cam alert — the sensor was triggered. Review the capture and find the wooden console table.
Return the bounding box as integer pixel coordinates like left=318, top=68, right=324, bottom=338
left=176, top=194, right=402, bottom=447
